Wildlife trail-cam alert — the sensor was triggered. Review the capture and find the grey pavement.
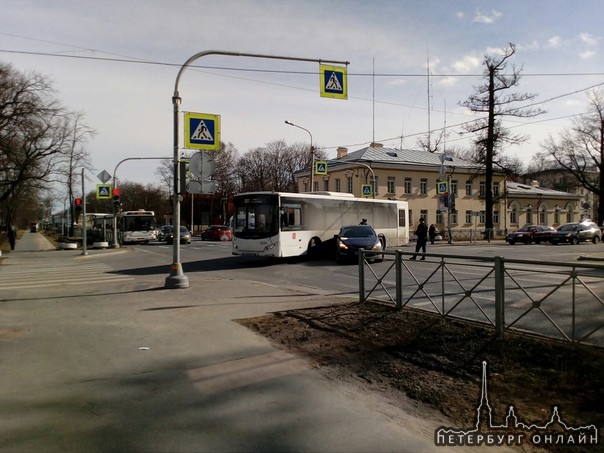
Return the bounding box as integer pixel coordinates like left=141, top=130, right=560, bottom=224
left=1, top=235, right=493, bottom=453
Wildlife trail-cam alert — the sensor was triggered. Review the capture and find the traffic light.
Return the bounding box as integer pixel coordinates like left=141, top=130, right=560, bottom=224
left=112, top=188, right=121, bottom=212
left=74, top=197, right=83, bottom=212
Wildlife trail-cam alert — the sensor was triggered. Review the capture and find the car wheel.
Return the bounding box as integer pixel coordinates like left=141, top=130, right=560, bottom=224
left=524, top=238, right=531, bottom=245
left=593, top=235, right=600, bottom=244
left=571, top=236, right=580, bottom=245
left=534, top=239, right=541, bottom=244
left=307, top=237, right=321, bottom=258
left=507, top=240, right=515, bottom=245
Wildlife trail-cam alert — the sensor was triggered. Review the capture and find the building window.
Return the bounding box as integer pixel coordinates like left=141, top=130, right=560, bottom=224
left=387, top=176, right=395, bottom=194
left=493, top=183, right=500, bottom=197
left=510, top=208, right=518, bottom=225
left=323, top=179, right=329, bottom=191
left=451, top=180, right=458, bottom=196
left=371, top=176, right=378, bottom=195
left=313, top=180, right=319, bottom=192
left=526, top=209, right=533, bottom=224
left=420, top=178, right=428, bottom=195
left=465, top=210, right=473, bottom=224
left=539, top=207, right=546, bottom=224
left=346, top=176, right=353, bottom=194
left=436, top=211, right=443, bottom=224
left=465, top=181, right=472, bottom=196
left=404, top=177, right=412, bottom=194
left=554, top=208, right=560, bottom=225
left=450, top=212, right=458, bottom=224
left=335, top=178, right=341, bottom=192
left=567, top=210, right=573, bottom=223
left=493, top=210, right=499, bottom=225
left=479, top=211, right=486, bottom=224
left=420, top=209, right=428, bottom=222
left=479, top=181, right=486, bottom=198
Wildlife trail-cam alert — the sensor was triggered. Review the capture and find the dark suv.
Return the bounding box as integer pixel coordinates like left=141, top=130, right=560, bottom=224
left=549, top=221, right=602, bottom=245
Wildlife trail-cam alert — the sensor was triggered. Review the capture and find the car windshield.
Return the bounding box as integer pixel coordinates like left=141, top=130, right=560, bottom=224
left=180, top=227, right=188, bottom=233
left=559, top=224, right=578, bottom=232
left=341, top=226, right=376, bottom=237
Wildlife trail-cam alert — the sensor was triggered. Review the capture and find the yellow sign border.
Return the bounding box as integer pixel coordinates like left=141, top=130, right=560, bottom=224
left=314, top=161, right=328, bottom=175
left=96, top=184, right=112, bottom=200
left=437, top=181, right=448, bottom=195
left=320, top=65, right=347, bottom=100
left=184, top=112, right=221, bottom=150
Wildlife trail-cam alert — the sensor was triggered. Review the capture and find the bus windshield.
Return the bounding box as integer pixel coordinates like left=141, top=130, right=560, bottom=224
left=234, top=193, right=280, bottom=239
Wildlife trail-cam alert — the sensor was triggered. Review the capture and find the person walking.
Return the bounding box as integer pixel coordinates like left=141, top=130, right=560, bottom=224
left=410, top=218, right=428, bottom=260
left=429, top=224, right=437, bottom=245
left=8, top=225, right=16, bottom=250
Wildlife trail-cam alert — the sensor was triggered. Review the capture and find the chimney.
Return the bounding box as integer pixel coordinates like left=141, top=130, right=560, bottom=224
left=370, top=142, right=383, bottom=148
left=336, top=147, right=348, bottom=158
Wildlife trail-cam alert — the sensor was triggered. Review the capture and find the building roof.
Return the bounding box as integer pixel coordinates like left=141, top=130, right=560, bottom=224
left=316, top=145, right=484, bottom=173
left=506, top=181, right=580, bottom=199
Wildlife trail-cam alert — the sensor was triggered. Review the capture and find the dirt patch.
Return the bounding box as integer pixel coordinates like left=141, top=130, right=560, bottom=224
left=237, top=301, right=603, bottom=451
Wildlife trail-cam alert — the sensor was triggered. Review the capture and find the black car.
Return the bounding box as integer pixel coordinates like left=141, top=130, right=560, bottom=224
left=549, top=221, right=602, bottom=245
left=334, top=224, right=384, bottom=263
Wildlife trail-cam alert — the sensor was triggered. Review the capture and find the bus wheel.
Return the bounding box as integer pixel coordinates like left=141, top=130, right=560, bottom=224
left=307, top=237, right=321, bottom=258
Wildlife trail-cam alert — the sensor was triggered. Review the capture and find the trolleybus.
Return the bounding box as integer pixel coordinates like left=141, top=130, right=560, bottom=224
left=118, top=210, right=157, bottom=244
left=232, top=191, right=408, bottom=258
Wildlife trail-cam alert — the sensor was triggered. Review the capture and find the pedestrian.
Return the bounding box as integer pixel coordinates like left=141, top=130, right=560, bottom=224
left=410, top=218, right=428, bottom=260
left=429, top=224, right=436, bottom=245
left=359, top=218, right=367, bottom=225
left=8, top=225, right=16, bottom=250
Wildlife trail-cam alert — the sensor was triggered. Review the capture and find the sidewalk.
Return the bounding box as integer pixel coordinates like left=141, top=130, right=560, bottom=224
left=12, top=230, right=56, bottom=252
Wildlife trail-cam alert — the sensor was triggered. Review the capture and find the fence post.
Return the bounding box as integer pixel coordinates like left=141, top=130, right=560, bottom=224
left=358, top=250, right=365, bottom=303
left=494, top=256, right=505, bottom=339
left=395, top=250, right=402, bottom=310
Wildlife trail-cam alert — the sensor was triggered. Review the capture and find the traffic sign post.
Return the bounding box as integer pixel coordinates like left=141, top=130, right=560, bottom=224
left=184, top=112, right=221, bottom=150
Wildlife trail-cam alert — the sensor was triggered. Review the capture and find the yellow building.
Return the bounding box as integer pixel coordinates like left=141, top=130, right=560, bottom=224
left=295, top=144, right=582, bottom=238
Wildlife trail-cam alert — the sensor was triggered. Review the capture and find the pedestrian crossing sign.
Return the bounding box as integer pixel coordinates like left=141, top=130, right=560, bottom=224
left=96, top=184, right=111, bottom=200
left=184, top=112, right=221, bottom=150
left=437, top=181, right=448, bottom=195
left=361, top=184, right=373, bottom=197
left=320, top=64, right=347, bottom=100
left=314, top=161, right=327, bottom=175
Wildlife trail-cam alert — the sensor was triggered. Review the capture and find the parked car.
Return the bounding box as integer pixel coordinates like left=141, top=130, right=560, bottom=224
left=201, top=225, right=233, bottom=241
left=548, top=221, right=602, bottom=245
left=166, top=226, right=192, bottom=244
left=505, top=225, right=539, bottom=245
left=532, top=225, right=557, bottom=244
left=158, top=225, right=173, bottom=242
left=334, top=224, right=384, bottom=263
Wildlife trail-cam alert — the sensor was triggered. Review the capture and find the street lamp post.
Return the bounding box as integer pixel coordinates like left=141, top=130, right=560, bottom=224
left=354, top=162, right=376, bottom=199
left=166, top=50, right=348, bottom=289
left=285, top=120, right=314, bottom=192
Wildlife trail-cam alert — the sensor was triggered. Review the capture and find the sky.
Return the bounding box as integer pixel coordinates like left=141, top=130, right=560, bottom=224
left=1, top=0, right=603, bottom=194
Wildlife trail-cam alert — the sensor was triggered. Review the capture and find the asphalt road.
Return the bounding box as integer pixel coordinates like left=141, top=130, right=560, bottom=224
left=3, top=233, right=510, bottom=453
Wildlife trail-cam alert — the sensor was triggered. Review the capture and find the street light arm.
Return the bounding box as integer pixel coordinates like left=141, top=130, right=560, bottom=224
left=285, top=120, right=314, bottom=192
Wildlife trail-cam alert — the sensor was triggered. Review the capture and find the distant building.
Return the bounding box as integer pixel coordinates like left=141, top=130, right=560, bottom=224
left=294, top=144, right=582, bottom=236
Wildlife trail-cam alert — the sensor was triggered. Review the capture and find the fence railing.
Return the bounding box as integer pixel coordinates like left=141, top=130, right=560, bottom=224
left=358, top=250, right=604, bottom=348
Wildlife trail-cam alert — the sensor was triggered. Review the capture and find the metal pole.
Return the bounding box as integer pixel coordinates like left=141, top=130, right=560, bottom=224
left=285, top=120, right=314, bottom=192
left=353, top=162, right=376, bottom=198
left=164, top=50, right=348, bottom=290
left=81, top=168, right=88, bottom=256
left=111, top=156, right=171, bottom=249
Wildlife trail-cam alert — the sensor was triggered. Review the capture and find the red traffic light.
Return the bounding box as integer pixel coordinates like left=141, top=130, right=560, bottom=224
left=112, top=188, right=120, bottom=196
left=74, top=198, right=82, bottom=206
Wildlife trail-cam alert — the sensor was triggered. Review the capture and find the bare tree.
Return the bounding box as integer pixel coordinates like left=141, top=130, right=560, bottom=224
left=0, top=64, right=93, bottom=227
left=461, top=43, right=544, bottom=236
left=542, top=89, right=604, bottom=223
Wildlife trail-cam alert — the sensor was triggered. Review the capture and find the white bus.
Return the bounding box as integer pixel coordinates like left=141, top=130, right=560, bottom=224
left=232, top=191, right=409, bottom=258
left=118, top=210, right=157, bottom=244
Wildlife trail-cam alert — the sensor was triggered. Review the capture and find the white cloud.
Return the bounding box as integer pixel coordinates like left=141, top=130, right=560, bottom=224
left=579, top=32, right=599, bottom=46
left=579, top=49, right=596, bottom=59
left=472, top=9, right=502, bottom=24
left=452, top=55, right=481, bottom=73
left=547, top=36, right=563, bottom=49
left=455, top=11, right=465, bottom=19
